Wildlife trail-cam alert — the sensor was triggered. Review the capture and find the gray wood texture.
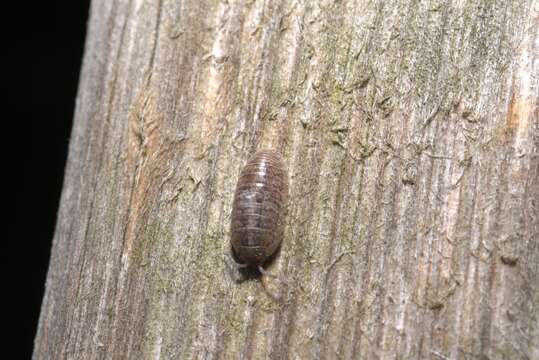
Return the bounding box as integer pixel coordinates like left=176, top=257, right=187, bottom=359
left=35, top=0, right=538, bottom=359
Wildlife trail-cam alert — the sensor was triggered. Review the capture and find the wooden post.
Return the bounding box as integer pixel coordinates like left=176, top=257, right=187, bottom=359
left=35, top=0, right=538, bottom=358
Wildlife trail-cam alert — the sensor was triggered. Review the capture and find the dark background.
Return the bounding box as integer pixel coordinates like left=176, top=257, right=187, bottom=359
left=27, top=1, right=91, bottom=357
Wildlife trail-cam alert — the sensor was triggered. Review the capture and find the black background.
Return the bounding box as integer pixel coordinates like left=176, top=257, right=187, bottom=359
left=27, top=1, right=91, bottom=356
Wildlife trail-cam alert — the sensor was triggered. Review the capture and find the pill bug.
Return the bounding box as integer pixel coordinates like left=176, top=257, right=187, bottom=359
left=230, top=150, right=288, bottom=267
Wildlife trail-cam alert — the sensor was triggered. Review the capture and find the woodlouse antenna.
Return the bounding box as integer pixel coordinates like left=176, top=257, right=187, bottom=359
left=260, top=271, right=282, bottom=302
left=258, top=265, right=288, bottom=302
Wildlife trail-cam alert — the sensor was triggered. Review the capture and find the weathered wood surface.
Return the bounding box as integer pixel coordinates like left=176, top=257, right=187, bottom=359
left=35, top=0, right=538, bottom=359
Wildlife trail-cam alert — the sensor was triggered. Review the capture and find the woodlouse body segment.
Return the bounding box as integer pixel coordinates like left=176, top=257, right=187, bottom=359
left=230, top=150, right=288, bottom=266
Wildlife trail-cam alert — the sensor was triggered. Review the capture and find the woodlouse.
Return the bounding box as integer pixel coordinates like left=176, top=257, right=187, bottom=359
left=230, top=150, right=288, bottom=267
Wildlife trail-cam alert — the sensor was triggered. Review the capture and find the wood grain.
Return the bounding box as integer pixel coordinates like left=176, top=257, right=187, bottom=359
left=35, top=0, right=538, bottom=359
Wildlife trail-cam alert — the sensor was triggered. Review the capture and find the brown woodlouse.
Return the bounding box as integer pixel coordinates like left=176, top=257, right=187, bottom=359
left=230, top=150, right=288, bottom=268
